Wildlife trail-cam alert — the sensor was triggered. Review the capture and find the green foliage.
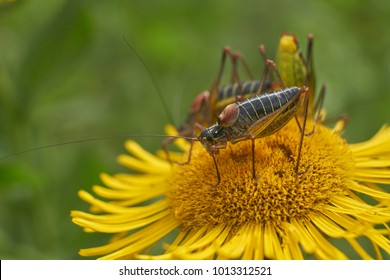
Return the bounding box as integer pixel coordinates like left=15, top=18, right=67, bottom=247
left=0, top=0, right=389, bottom=259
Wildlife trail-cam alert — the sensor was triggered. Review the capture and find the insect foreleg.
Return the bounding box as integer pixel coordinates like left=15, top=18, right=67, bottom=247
left=211, top=149, right=221, bottom=187
left=163, top=121, right=203, bottom=165
left=162, top=136, right=177, bottom=165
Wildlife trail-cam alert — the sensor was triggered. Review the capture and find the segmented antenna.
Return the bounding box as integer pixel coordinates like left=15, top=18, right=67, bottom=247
left=0, top=134, right=198, bottom=161
left=1, top=38, right=185, bottom=161
left=122, top=36, right=175, bottom=126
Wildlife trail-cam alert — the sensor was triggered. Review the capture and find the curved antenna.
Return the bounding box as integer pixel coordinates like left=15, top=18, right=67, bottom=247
left=0, top=134, right=199, bottom=161
left=2, top=39, right=187, bottom=162
left=122, top=36, right=175, bottom=126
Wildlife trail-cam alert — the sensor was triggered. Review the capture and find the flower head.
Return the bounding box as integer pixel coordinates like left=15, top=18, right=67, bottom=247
left=71, top=119, right=390, bottom=259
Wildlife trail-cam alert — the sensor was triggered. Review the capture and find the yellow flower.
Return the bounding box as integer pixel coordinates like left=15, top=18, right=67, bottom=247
left=71, top=118, right=390, bottom=259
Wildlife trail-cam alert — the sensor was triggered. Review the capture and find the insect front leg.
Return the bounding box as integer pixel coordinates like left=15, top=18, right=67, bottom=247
left=176, top=122, right=206, bottom=165
left=162, top=136, right=177, bottom=165
left=162, top=125, right=203, bottom=166
left=162, top=136, right=194, bottom=166
left=211, top=151, right=221, bottom=188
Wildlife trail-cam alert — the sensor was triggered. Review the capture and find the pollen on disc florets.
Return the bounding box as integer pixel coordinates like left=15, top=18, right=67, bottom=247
left=166, top=120, right=354, bottom=230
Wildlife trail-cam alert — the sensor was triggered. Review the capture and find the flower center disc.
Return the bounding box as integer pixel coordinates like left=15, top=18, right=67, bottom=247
left=167, top=120, right=354, bottom=230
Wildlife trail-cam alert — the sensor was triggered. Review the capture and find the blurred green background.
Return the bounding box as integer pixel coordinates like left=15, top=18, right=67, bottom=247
left=0, top=0, right=389, bottom=259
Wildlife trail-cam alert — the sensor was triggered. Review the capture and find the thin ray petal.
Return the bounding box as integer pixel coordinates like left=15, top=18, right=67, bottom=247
left=124, top=140, right=170, bottom=169
left=346, top=238, right=373, bottom=260
left=118, top=154, right=170, bottom=174
left=73, top=210, right=170, bottom=233
left=71, top=200, right=167, bottom=223
left=253, top=223, right=264, bottom=260
left=348, top=181, right=390, bottom=200
left=98, top=216, right=179, bottom=259
left=217, top=224, right=251, bottom=259
left=304, top=221, right=348, bottom=259
left=310, top=212, right=355, bottom=238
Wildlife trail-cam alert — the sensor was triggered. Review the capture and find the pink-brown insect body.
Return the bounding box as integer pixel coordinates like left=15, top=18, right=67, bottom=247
left=177, top=80, right=274, bottom=137
left=198, top=86, right=306, bottom=155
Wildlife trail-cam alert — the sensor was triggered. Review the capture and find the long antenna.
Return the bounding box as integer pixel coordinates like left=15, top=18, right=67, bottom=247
left=0, top=134, right=198, bottom=161
left=122, top=36, right=175, bottom=126
left=1, top=38, right=183, bottom=161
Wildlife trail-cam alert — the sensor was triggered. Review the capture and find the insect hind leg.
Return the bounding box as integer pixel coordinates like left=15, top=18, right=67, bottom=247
left=251, top=136, right=259, bottom=180
left=293, top=81, right=324, bottom=137
left=313, top=82, right=349, bottom=133
left=294, top=87, right=310, bottom=174
left=256, top=59, right=285, bottom=96
left=227, top=50, right=257, bottom=102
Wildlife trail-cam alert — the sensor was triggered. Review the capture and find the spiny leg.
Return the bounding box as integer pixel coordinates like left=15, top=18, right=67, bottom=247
left=305, top=34, right=315, bottom=87
left=208, top=46, right=250, bottom=124
left=177, top=140, right=194, bottom=165
left=312, top=82, right=349, bottom=133
left=162, top=136, right=176, bottom=165
left=176, top=122, right=205, bottom=165
left=303, top=81, right=326, bottom=136
left=229, top=52, right=241, bottom=84
left=162, top=133, right=195, bottom=166
left=295, top=87, right=310, bottom=174
left=294, top=114, right=315, bottom=137
left=251, top=136, right=258, bottom=180
left=305, top=34, right=316, bottom=117
left=313, top=81, right=326, bottom=123
left=211, top=152, right=221, bottom=187
left=228, top=52, right=244, bottom=101
left=212, top=47, right=230, bottom=91
left=294, top=83, right=320, bottom=137
left=256, top=59, right=285, bottom=96
left=256, top=59, right=272, bottom=96
left=211, top=47, right=251, bottom=90
left=258, top=44, right=268, bottom=64
left=235, top=52, right=255, bottom=80
left=228, top=51, right=256, bottom=101
left=208, top=47, right=231, bottom=124
left=269, top=59, right=285, bottom=88
left=227, top=48, right=255, bottom=83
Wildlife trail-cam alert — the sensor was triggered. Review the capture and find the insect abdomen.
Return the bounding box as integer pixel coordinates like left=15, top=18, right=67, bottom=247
left=238, top=87, right=300, bottom=121
left=216, top=80, right=273, bottom=111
